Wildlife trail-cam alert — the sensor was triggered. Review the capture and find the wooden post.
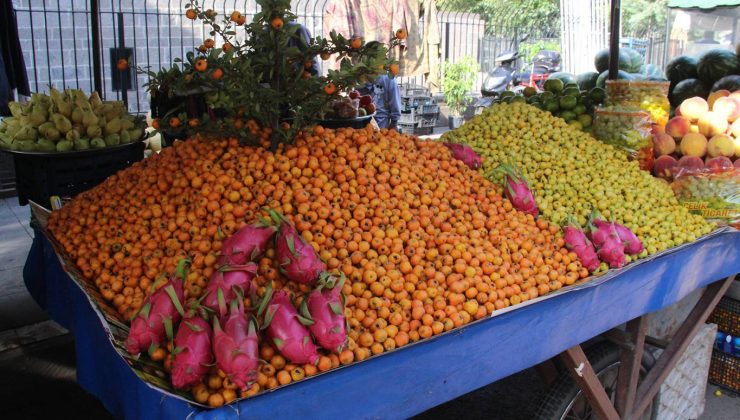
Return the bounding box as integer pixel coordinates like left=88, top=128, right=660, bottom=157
left=560, top=345, right=621, bottom=420
left=629, top=276, right=735, bottom=419
left=615, top=316, right=648, bottom=416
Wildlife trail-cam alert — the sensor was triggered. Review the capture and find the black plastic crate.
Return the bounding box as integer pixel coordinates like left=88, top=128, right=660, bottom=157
left=6, top=140, right=146, bottom=208
left=709, top=297, right=740, bottom=337
left=316, top=113, right=374, bottom=129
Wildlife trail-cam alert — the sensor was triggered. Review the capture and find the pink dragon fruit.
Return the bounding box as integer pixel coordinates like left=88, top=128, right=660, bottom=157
left=269, top=210, right=326, bottom=285
left=561, top=216, right=600, bottom=272
left=592, top=219, right=644, bottom=255
left=212, top=301, right=259, bottom=390
left=302, top=273, right=348, bottom=353
left=171, top=311, right=213, bottom=389
left=598, top=237, right=627, bottom=268
left=125, top=276, right=185, bottom=356
left=260, top=289, right=319, bottom=364
left=444, top=142, right=483, bottom=169
left=586, top=209, right=620, bottom=249
left=494, top=163, right=539, bottom=218
left=219, top=217, right=277, bottom=265
left=203, top=263, right=258, bottom=317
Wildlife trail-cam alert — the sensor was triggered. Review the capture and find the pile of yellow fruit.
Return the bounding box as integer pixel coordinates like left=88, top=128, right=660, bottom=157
left=441, top=102, right=713, bottom=256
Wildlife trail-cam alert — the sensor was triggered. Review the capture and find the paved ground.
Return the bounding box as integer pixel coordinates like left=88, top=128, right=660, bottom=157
left=0, top=196, right=737, bottom=419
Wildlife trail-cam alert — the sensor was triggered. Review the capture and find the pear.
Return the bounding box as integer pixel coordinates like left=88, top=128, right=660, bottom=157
left=119, top=130, right=131, bottom=144
left=74, top=138, right=91, bottom=150
left=127, top=127, right=143, bottom=141
left=8, top=102, right=25, bottom=118
left=50, top=88, right=72, bottom=117
left=120, top=118, right=134, bottom=130
left=37, top=139, right=56, bottom=152
left=82, top=111, right=99, bottom=127
left=104, top=133, right=120, bottom=146
left=28, top=110, right=47, bottom=127
left=52, top=113, right=73, bottom=133
left=17, top=141, right=37, bottom=152
left=38, top=121, right=55, bottom=137
left=56, top=140, right=73, bottom=152
left=91, top=138, right=106, bottom=149
left=89, top=91, right=102, bottom=108
left=65, top=128, right=80, bottom=142
left=86, top=124, right=102, bottom=138
left=45, top=127, right=61, bottom=142
left=15, top=126, right=38, bottom=142
left=105, top=118, right=122, bottom=135
left=71, top=107, right=84, bottom=124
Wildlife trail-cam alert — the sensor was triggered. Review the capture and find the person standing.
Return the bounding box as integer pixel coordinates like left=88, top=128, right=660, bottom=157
left=361, top=74, right=401, bottom=130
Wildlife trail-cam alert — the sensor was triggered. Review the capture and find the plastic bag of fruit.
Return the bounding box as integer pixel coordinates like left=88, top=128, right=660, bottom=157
left=606, top=80, right=670, bottom=127
left=671, top=165, right=740, bottom=227
left=593, top=107, right=654, bottom=171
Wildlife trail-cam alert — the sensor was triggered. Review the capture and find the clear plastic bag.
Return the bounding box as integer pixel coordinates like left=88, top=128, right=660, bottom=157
left=671, top=166, right=740, bottom=227
left=606, top=80, right=670, bottom=127
left=593, top=108, right=654, bottom=171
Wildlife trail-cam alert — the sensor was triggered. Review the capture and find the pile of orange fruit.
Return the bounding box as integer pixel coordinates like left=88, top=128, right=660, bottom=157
left=48, top=125, right=588, bottom=406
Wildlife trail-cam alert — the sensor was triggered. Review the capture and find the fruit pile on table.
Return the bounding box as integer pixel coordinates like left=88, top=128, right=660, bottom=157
left=48, top=125, right=587, bottom=406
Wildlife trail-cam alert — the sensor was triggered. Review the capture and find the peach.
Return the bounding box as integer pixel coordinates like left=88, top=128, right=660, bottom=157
left=708, top=89, right=730, bottom=109
left=653, top=155, right=678, bottom=180
left=705, top=156, right=733, bottom=172
left=713, top=97, right=740, bottom=122
left=675, top=155, right=705, bottom=176
left=733, top=135, right=740, bottom=158
left=690, top=124, right=700, bottom=134
left=651, top=123, right=665, bottom=136
left=679, top=132, right=708, bottom=157
left=735, top=159, right=740, bottom=168
left=653, top=133, right=676, bottom=156
left=730, top=119, right=740, bottom=139
left=707, top=134, right=735, bottom=158
left=665, top=116, right=691, bottom=139
left=679, top=97, right=709, bottom=122
left=698, top=111, right=729, bottom=138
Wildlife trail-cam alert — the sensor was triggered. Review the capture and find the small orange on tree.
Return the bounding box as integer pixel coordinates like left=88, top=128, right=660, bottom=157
left=395, top=28, right=407, bottom=40
left=350, top=37, right=363, bottom=49
left=271, top=16, right=284, bottom=30
left=203, top=38, right=215, bottom=49
left=211, top=68, right=224, bottom=80
left=389, top=63, right=400, bottom=76
left=188, top=118, right=200, bottom=128
left=185, top=9, right=197, bottom=20
left=324, top=83, right=337, bottom=95
left=194, top=58, right=208, bottom=72
left=116, top=58, right=128, bottom=71
left=168, top=117, right=181, bottom=128
left=230, top=11, right=242, bottom=22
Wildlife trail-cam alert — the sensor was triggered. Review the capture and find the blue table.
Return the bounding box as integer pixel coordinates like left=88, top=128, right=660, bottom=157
left=24, top=229, right=740, bottom=420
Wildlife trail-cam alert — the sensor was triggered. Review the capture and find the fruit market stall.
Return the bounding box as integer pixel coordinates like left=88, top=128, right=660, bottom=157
left=23, top=210, right=740, bottom=419
left=10, top=1, right=740, bottom=419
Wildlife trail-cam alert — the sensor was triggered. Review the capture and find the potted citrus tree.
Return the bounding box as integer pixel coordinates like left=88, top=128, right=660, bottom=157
left=441, top=56, right=479, bottom=129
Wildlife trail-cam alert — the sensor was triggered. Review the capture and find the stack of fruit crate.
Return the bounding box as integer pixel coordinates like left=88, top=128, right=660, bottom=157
left=397, top=84, right=439, bottom=136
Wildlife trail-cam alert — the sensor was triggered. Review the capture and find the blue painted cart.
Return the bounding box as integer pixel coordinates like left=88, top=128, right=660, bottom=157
left=24, top=227, right=740, bottom=420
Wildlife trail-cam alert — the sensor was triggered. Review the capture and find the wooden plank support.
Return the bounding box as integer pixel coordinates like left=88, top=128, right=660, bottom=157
left=534, top=360, right=559, bottom=387
left=615, top=315, right=648, bottom=417
left=560, top=345, right=621, bottom=420
left=629, top=276, right=735, bottom=419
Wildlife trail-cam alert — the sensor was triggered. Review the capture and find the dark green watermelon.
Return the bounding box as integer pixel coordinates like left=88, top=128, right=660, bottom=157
left=665, top=55, right=698, bottom=84
left=696, top=49, right=739, bottom=86
left=712, top=75, right=740, bottom=92
left=669, top=78, right=709, bottom=107
left=576, top=72, right=600, bottom=91
left=596, top=70, right=633, bottom=89
left=548, top=72, right=577, bottom=85
left=594, top=49, right=631, bottom=73
left=640, top=63, right=664, bottom=79
left=622, top=47, right=644, bottom=73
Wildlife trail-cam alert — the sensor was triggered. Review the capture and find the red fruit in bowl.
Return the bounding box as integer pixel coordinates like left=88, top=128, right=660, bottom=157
left=653, top=155, right=677, bottom=180
left=349, top=90, right=360, bottom=100
left=364, top=103, right=376, bottom=114
left=359, top=95, right=373, bottom=106
left=705, top=156, right=733, bottom=173
left=734, top=159, right=740, bottom=168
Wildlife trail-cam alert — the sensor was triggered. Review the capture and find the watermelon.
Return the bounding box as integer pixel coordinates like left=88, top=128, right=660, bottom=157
left=640, top=63, right=664, bottom=79
left=712, top=75, right=740, bottom=92
left=622, top=47, right=644, bottom=73
left=669, top=78, right=709, bottom=107
left=577, top=72, right=600, bottom=91
left=696, top=49, right=739, bottom=86
left=548, top=72, right=577, bottom=85
left=665, top=55, right=698, bottom=84
left=594, top=49, right=631, bottom=73
left=596, top=70, right=633, bottom=89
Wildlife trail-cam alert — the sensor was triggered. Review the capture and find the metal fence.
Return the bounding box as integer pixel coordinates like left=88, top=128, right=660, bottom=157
left=12, top=0, right=491, bottom=114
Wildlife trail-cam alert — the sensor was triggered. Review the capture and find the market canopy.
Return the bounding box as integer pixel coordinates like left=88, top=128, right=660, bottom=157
left=667, top=0, right=740, bottom=8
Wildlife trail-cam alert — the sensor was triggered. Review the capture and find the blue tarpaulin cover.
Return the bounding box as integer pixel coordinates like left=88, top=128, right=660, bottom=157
left=24, top=229, right=740, bottom=420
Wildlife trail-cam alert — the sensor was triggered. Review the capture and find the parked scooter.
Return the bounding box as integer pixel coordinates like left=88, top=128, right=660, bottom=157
left=517, top=50, right=562, bottom=90
left=480, top=51, right=522, bottom=98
